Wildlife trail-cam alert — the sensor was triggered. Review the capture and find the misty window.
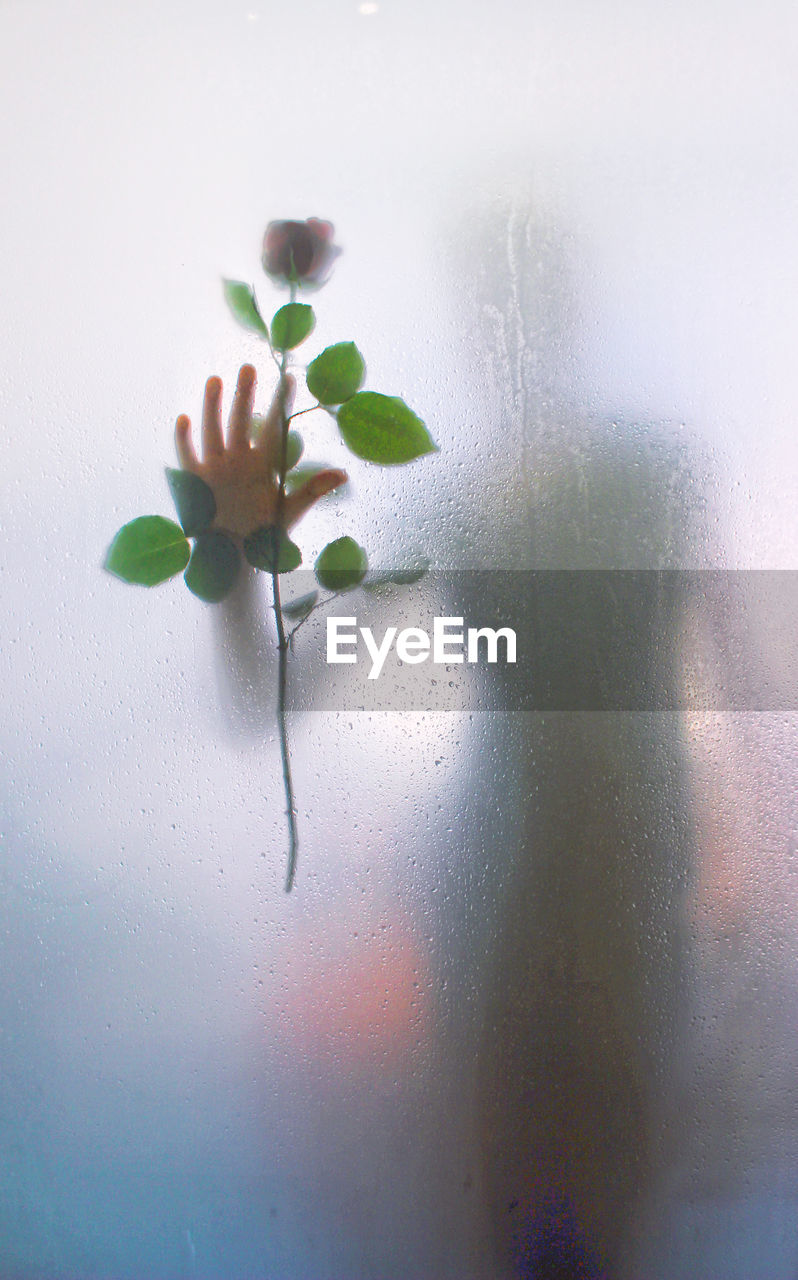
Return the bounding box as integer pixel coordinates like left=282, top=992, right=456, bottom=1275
left=2, top=3, right=798, bottom=1277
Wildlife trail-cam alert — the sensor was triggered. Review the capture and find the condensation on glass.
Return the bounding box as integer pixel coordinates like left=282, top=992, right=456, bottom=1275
left=1, top=2, right=798, bottom=1277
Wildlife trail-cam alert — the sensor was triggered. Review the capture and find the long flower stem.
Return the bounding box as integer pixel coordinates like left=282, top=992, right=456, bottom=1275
left=271, top=564, right=298, bottom=891
left=272, top=336, right=299, bottom=892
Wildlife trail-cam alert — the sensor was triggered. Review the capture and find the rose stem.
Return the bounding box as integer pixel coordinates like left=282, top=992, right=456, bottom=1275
left=271, top=316, right=299, bottom=892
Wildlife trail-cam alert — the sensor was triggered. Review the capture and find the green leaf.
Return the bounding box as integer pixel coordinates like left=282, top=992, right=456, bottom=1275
left=165, top=468, right=216, bottom=536
left=184, top=532, right=241, bottom=602
left=362, top=558, right=430, bottom=591
left=243, top=526, right=302, bottom=573
left=222, top=279, right=269, bottom=339
left=105, top=516, right=190, bottom=586
left=315, top=536, right=368, bottom=592
left=285, top=431, right=303, bottom=472
left=270, top=303, right=315, bottom=351
left=306, top=342, right=366, bottom=405
left=336, top=392, right=437, bottom=465
left=387, top=559, right=429, bottom=585
left=251, top=423, right=302, bottom=472
left=282, top=589, right=319, bottom=620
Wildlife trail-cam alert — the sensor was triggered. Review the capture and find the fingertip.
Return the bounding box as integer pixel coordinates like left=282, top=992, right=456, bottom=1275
left=175, top=414, right=198, bottom=468
left=312, top=467, right=348, bottom=497
left=239, top=363, right=257, bottom=384
left=205, top=375, right=222, bottom=397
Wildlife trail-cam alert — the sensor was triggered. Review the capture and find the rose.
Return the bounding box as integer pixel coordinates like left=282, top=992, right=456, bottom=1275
left=261, top=218, right=340, bottom=288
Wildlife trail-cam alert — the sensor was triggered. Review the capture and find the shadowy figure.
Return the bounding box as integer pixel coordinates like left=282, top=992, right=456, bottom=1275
left=440, top=193, right=724, bottom=1278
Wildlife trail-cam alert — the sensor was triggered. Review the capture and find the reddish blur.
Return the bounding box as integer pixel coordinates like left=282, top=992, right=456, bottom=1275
left=268, top=906, right=432, bottom=1074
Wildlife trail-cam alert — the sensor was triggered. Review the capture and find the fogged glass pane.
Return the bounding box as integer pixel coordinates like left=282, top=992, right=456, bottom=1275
left=2, top=2, right=798, bottom=1277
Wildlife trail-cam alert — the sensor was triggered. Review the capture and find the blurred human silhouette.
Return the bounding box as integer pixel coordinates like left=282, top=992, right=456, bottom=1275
left=437, top=195, right=772, bottom=1278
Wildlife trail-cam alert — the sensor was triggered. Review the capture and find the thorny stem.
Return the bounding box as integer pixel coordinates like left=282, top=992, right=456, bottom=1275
left=287, top=589, right=342, bottom=647
left=271, top=321, right=299, bottom=892
left=287, top=403, right=322, bottom=422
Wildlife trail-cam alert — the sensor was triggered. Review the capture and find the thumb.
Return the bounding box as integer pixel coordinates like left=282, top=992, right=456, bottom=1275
left=284, top=468, right=348, bottom=527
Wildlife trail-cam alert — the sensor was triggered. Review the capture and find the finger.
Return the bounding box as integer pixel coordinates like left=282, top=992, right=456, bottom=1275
left=253, top=374, right=296, bottom=472
left=260, top=372, right=296, bottom=437
left=227, top=364, right=257, bottom=453
left=201, top=375, right=224, bottom=459
left=175, top=414, right=199, bottom=470
left=284, top=468, right=348, bottom=528
left=252, top=413, right=281, bottom=473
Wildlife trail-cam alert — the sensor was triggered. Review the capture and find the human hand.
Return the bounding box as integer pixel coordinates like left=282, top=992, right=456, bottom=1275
left=174, top=364, right=347, bottom=542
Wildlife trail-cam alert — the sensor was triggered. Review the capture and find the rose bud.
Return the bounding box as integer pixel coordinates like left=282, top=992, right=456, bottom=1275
left=261, top=218, right=340, bottom=289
